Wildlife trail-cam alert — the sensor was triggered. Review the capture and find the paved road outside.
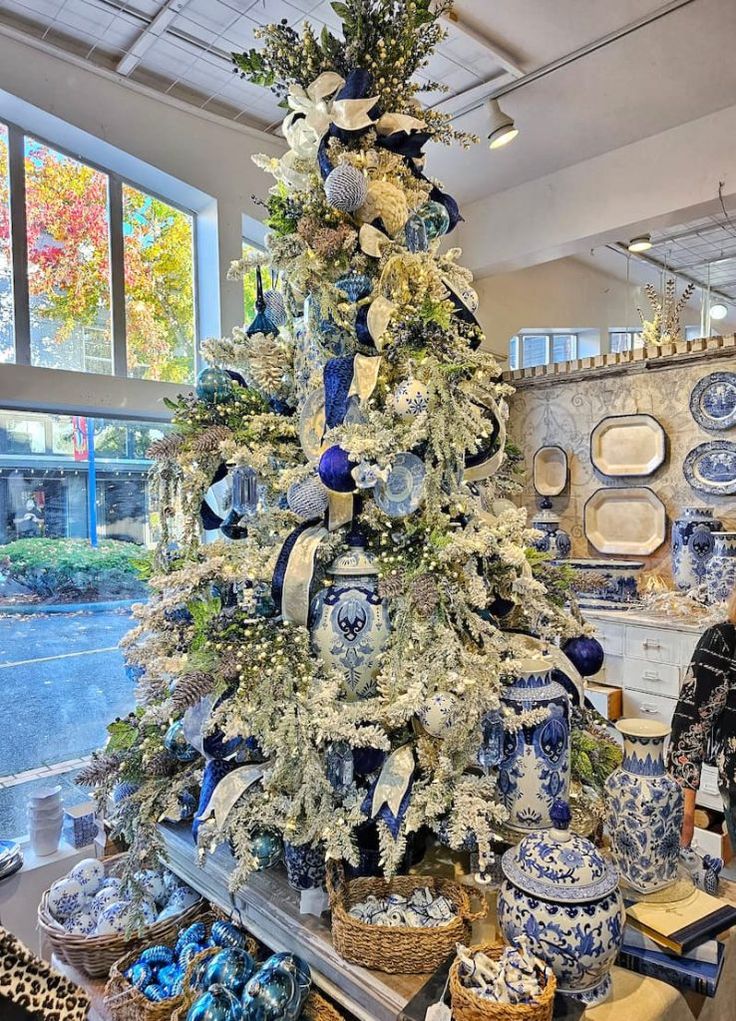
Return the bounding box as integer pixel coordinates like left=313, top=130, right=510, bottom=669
left=0, top=609, right=135, bottom=836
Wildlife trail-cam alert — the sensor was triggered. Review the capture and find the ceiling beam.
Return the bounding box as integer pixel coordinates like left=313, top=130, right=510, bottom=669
left=116, top=0, right=191, bottom=77
left=439, top=11, right=525, bottom=79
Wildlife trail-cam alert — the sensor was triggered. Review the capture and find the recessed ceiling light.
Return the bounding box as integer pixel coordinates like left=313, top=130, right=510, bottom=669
left=486, top=98, right=518, bottom=150
left=628, top=234, right=652, bottom=253
left=710, top=302, right=728, bottom=320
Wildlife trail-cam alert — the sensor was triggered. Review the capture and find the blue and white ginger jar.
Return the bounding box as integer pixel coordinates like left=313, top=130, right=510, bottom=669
left=604, top=718, right=683, bottom=894
left=309, top=535, right=390, bottom=701
left=498, top=659, right=570, bottom=830
left=498, top=801, right=624, bottom=1006
left=706, top=531, right=736, bottom=604
left=671, top=507, right=723, bottom=591
left=531, top=506, right=571, bottom=559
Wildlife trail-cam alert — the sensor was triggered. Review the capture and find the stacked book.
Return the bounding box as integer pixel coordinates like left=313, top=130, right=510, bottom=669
left=619, top=889, right=736, bottom=996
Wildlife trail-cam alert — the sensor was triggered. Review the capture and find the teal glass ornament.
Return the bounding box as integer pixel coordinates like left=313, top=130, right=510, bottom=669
left=242, top=967, right=298, bottom=1021
left=246, top=266, right=278, bottom=337
left=417, top=199, right=450, bottom=241
left=201, top=948, right=256, bottom=997
left=196, top=367, right=233, bottom=404
left=186, top=984, right=243, bottom=1021
left=163, top=720, right=199, bottom=763
left=250, top=829, right=282, bottom=869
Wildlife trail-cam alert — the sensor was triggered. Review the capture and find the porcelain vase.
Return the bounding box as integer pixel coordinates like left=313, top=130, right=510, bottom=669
left=705, top=531, right=736, bottom=604
left=604, top=719, right=683, bottom=894
left=497, top=801, right=624, bottom=1006
left=672, top=507, right=723, bottom=591
left=498, top=659, right=571, bottom=831
left=283, top=841, right=326, bottom=891
left=531, top=503, right=571, bottom=559
left=309, top=535, right=390, bottom=701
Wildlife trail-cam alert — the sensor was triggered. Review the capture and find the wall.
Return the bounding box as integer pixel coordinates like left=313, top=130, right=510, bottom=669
left=507, top=349, right=736, bottom=580
left=475, top=256, right=707, bottom=359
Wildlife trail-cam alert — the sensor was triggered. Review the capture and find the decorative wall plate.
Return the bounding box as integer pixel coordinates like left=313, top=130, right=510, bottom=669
left=683, top=440, right=736, bottom=495
left=533, top=445, right=568, bottom=496
left=298, top=388, right=326, bottom=463
left=374, top=452, right=426, bottom=518
left=689, top=372, right=736, bottom=431
left=584, top=488, right=666, bottom=555
left=590, top=414, right=665, bottom=477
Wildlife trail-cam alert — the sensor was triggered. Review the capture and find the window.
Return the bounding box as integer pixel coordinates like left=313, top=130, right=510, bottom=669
left=609, top=329, right=643, bottom=353
left=0, top=118, right=199, bottom=383
left=0, top=123, right=13, bottom=364
left=509, top=333, right=579, bottom=370
left=242, top=239, right=263, bottom=326
left=123, top=184, right=196, bottom=383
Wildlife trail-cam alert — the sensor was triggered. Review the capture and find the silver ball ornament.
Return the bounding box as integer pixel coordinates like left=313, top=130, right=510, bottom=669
left=324, top=165, right=368, bottom=213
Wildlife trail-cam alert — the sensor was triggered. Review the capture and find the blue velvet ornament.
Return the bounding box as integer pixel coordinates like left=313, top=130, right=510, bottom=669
left=417, top=199, right=450, bottom=240
left=211, top=919, right=249, bottom=950
left=186, top=984, right=243, bottom=1021
left=201, top=948, right=256, bottom=997
left=125, top=962, right=153, bottom=990
left=196, top=367, right=234, bottom=404
left=318, top=445, right=357, bottom=493
left=163, top=720, right=199, bottom=763
left=246, top=266, right=278, bottom=337
left=562, top=635, right=605, bottom=678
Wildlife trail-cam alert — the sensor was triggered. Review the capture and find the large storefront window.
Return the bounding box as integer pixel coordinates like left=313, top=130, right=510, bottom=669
left=0, top=409, right=167, bottom=836
left=0, top=123, right=13, bottom=364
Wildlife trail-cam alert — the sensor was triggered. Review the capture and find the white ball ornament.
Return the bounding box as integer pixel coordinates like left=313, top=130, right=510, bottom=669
left=64, top=910, right=97, bottom=936
left=134, top=868, right=167, bottom=906
left=48, top=877, right=87, bottom=920
left=69, top=857, right=105, bottom=897
left=417, top=692, right=460, bottom=738
left=392, top=378, right=429, bottom=418
left=91, top=885, right=120, bottom=916
left=95, top=901, right=131, bottom=936
left=324, top=164, right=368, bottom=213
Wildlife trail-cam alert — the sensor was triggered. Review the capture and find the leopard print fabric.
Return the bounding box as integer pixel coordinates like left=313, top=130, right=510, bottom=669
left=0, top=927, right=90, bottom=1020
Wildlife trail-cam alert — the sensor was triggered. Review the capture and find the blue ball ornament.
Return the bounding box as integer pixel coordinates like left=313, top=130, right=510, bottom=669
left=163, top=720, right=199, bottom=763
left=125, top=962, right=153, bottom=990
left=336, top=270, right=372, bottom=302
left=143, top=984, right=169, bottom=1002
left=196, top=366, right=234, bottom=404
left=140, top=945, right=175, bottom=968
left=211, top=919, right=248, bottom=950
left=250, top=829, right=283, bottom=870
left=202, top=948, right=256, bottom=997
left=243, top=967, right=300, bottom=1021
left=186, top=984, right=243, bottom=1021
left=157, top=963, right=182, bottom=992
left=262, top=952, right=312, bottom=988
left=318, top=445, right=357, bottom=493
left=417, top=199, right=451, bottom=240
left=562, top=635, right=605, bottom=678
left=177, top=921, right=207, bottom=950
left=177, top=941, right=204, bottom=969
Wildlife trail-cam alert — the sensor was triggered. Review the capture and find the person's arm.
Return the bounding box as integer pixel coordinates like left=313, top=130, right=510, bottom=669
left=667, top=625, right=731, bottom=845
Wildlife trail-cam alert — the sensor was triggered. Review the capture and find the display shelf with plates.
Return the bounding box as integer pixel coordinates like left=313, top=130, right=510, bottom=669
left=590, top=414, right=666, bottom=477
left=683, top=440, right=736, bottom=495
left=584, top=487, right=667, bottom=556
left=532, top=445, right=568, bottom=496
left=689, top=371, right=736, bottom=431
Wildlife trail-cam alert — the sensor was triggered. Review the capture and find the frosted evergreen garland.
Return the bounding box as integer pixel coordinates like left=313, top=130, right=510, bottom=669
left=86, top=0, right=615, bottom=891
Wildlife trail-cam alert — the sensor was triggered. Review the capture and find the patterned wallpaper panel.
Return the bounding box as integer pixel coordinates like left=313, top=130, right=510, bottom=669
left=508, top=354, right=736, bottom=578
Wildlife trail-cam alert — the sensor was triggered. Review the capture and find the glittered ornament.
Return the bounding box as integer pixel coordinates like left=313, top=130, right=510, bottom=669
left=287, top=474, right=329, bottom=521
left=163, top=720, right=199, bottom=763
left=562, top=635, right=605, bottom=678
left=324, top=164, right=368, bottom=213
left=196, top=367, right=233, bottom=404
left=318, top=445, right=358, bottom=493
left=417, top=199, right=451, bottom=240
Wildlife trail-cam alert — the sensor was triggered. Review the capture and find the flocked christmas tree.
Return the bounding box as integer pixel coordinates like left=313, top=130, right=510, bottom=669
left=82, top=0, right=619, bottom=891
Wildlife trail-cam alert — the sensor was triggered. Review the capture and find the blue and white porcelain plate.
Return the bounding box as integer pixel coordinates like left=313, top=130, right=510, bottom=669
left=374, top=452, right=426, bottom=518
left=683, top=440, right=736, bottom=495
left=689, top=372, right=736, bottom=431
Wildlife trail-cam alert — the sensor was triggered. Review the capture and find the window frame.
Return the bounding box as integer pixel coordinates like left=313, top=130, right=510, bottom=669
left=3, top=116, right=200, bottom=380
left=509, top=332, right=579, bottom=370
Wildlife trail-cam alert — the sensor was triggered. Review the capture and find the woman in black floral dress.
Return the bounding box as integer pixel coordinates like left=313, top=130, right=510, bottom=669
left=668, top=588, right=736, bottom=849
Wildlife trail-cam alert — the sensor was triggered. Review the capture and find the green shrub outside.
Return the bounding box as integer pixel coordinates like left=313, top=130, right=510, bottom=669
left=0, top=538, right=151, bottom=601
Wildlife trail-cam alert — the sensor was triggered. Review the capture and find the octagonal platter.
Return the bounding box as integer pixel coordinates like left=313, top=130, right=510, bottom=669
left=590, top=414, right=666, bottom=477
left=533, top=445, right=568, bottom=496
left=584, top=487, right=666, bottom=555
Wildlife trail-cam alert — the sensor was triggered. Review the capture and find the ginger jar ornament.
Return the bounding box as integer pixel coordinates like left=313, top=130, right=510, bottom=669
left=309, top=531, right=390, bottom=701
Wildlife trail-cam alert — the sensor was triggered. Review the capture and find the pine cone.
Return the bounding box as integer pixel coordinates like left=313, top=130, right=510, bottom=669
left=147, top=434, right=184, bottom=461
left=147, top=750, right=177, bottom=777
left=77, top=752, right=122, bottom=787
left=410, top=573, right=440, bottom=616
left=378, top=571, right=406, bottom=600
left=171, top=671, right=216, bottom=714
left=191, top=426, right=232, bottom=455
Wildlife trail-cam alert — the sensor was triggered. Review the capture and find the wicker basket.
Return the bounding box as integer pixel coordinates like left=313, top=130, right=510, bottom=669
left=449, top=942, right=556, bottom=1021
left=37, top=854, right=204, bottom=978
left=327, top=864, right=486, bottom=974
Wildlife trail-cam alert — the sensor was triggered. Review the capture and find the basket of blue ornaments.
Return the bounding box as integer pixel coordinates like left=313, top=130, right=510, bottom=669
left=37, top=854, right=203, bottom=978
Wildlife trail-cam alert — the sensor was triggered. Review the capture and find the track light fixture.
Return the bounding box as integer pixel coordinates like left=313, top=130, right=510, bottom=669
left=628, top=234, right=652, bottom=253
left=486, top=98, right=518, bottom=149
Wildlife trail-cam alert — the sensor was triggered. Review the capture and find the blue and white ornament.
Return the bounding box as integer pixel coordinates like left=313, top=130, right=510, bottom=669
left=391, top=378, right=429, bottom=418
left=417, top=199, right=450, bottom=240
left=324, top=164, right=368, bottom=213
left=417, top=692, right=459, bottom=738
left=264, top=289, right=287, bottom=327
left=47, top=877, right=87, bottom=919
left=63, top=910, right=97, bottom=936
left=134, top=868, right=167, bottom=905
left=336, top=270, right=372, bottom=302
left=95, top=901, right=133, bottom=936
left=92, top=885, right=120, bottom=916
left=287, top=475, right=329, bottom=521
left=69, top=858, right=105, bottom=897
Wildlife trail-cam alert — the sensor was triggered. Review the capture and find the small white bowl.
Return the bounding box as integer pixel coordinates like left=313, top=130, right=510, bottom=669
left=28, top=785, right=62, bottom=805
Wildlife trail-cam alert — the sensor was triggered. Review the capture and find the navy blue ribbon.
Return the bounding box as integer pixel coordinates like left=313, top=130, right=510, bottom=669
left=270, top=522, right=313, bottom=614
left=323, top=356, right=356, bottom=428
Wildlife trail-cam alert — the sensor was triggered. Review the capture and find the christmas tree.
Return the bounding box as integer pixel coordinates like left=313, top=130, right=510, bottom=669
left=83, top=0, right=615, bottom=891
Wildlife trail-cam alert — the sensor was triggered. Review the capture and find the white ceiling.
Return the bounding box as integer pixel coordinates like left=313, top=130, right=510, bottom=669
left=0, top=0, right=735, bottom=206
